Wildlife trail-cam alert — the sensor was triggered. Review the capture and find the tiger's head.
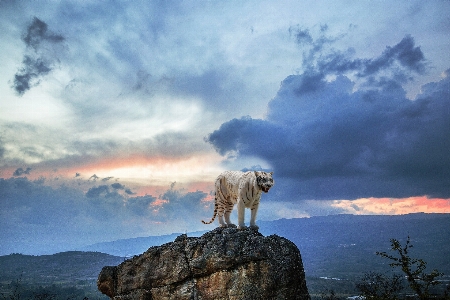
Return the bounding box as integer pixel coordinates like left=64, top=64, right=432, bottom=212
left=255, top=171, right=274, bottom=193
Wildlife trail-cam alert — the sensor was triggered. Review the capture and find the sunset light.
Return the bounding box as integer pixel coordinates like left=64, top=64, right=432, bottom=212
left=332, top=197, right=450, bottom=215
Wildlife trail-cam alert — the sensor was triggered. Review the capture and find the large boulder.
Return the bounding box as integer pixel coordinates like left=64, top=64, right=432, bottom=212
left=98, top=227, right=310, bottom=300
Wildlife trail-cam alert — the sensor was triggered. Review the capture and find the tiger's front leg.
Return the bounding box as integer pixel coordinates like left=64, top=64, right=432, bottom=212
left=237, top=199, right=246, bottom=230
left=250, top=204, right=259, bottom=230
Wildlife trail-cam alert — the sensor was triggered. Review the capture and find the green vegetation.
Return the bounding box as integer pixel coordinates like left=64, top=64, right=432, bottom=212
left=356, top=272, right=404, bottom=300
left=0, top=252, right=123, bottom=300
left=1, top=278, right=103, bottom=300
left=374, top=236, right=446, bottom=299
left=310, top=237, right=450, bottom=300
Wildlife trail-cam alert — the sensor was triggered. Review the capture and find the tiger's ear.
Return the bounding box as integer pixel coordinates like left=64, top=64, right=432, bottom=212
left=254, top=171, right=260, bottom=177
left=269, top=171, right=273, bottom=175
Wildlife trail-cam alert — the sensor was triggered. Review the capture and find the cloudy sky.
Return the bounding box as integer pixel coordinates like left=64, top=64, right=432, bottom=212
left=1, top=0, right=449, bottom=255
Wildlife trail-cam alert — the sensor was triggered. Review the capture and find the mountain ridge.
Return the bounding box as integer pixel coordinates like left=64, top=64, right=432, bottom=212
left=2, top=213, right=449, bottom=279
left=1, top=213, right=449, bottom=298
left=80, top=213, right=450, bottom=278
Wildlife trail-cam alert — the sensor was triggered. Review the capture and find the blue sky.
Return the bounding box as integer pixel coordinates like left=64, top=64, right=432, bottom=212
left=0, top=0, right=449, bottom=255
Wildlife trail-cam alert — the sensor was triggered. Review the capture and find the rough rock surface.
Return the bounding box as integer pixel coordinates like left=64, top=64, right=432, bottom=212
left=98, top=227, right=310, bottom=300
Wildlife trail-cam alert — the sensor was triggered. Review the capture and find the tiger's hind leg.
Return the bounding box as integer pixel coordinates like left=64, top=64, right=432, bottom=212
left=217, top=205, right=227, bottom=227
left=224, top=201, right=236, bottom=228
left=216, top=176, right=229, bottom=228
left=218, top=214, right=227, bottom=227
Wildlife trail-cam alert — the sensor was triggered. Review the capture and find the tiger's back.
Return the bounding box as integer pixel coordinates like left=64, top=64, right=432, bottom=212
left=216, top=170, right=253, bottom=204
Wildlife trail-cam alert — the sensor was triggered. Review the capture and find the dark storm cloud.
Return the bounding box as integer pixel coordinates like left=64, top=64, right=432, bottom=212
left=126, top=195, right=155, bottom=216
left=125, top=188, right=135, bottom=195
left=207, top=116, right=286, bottom=157
left=82, top=181, right=208, bottom=222
left=89, top=174, right=100, bottom=181
left=359, top=35, right=426, bottom=76
left=0, top=177, right=83, bottom=230
left=291, top=31, right=426, bottom=94
left=13, top=167, right=32, bottom=176
left=1, top=176, right=212, bottom=254
left=0, top=177, right=188, bottom=254
left=12, top=17, right=64, bottom=95
left=206, top=37, right=450, bottom=200
left=160, top=187, right=207, bottom=209
left=289, top=27, right=313, bottom=45
left=111, top=182, right=125, bottom=190
left=157, top=183, right=209, bottom=221
left=85, top=184, right=129, bottom=202
left=86, top=185, right=110, bottom=198
left=317, top=35, right=426, bottom=78
left=13, top=55, right=52, bottom=95
left=22, top=17, right=64, bottom=50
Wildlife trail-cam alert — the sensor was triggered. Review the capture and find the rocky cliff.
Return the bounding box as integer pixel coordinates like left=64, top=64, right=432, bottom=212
left=98, top=227, right=310, bottom=300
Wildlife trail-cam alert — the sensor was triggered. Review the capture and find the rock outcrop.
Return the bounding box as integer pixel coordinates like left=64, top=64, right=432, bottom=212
left=98, top=227, right=310, bottom=300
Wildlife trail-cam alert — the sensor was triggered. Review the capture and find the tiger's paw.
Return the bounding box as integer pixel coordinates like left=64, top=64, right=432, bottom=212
left=237, top=225, right=247, bottom=230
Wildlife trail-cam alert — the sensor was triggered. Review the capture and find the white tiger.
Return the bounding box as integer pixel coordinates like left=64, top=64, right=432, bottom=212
left=202, top=171, right=274, bottom=230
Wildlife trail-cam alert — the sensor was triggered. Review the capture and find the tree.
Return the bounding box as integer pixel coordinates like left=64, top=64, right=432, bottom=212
left=376, top=236, right=443, bottom=299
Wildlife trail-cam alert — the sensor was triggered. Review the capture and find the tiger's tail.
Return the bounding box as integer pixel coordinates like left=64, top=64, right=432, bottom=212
left=202, top=195, right=218, bottom=224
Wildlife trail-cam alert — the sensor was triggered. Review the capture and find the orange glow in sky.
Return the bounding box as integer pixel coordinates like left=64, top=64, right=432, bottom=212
left=2, top=160, right=449, bottom=216
left=332, top=196, right=450, bottom=215
left=62, top=153, right=224, bottom=185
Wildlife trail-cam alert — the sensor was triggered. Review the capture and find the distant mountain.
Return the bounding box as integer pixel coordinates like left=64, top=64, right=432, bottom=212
left=1, top=213, right=449, bottom=299
left=258, top=213, right=450, bottom=278
left=0, top=251, right=123, bottom=285
left=80, top=232, right=206, bottom=257
left=82, top=213, right=450, bottom=279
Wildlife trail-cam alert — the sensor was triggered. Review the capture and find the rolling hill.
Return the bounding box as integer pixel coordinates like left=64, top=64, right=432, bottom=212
left=1, top=213, right=449, bottom=298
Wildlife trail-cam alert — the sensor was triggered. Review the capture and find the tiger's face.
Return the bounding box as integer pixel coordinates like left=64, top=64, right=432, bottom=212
left=255, top=171, right=274, bottom=193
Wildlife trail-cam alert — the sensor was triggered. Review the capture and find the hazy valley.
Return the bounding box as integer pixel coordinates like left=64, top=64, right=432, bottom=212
left=1, top=213, right=449, bottom=299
